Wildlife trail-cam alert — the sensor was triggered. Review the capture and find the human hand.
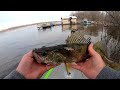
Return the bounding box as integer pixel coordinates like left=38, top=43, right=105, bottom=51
left=16, top=51, right=57, bottom=79
left=71, top=43, right=106, bottom=79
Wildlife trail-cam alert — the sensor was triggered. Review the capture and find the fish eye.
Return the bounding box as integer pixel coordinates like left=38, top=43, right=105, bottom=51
left=41, top=52, right=48, bottom=56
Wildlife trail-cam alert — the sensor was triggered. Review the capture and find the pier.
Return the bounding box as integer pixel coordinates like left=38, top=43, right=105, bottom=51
left=37, top=21, right=61, bottom=30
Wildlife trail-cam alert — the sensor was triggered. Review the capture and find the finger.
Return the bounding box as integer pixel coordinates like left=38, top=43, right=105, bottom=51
left=71, top=64, right=81, bottom=70
left=88, top=43, right=98, bottom=56
left=25, top=51, right=33, bottom=57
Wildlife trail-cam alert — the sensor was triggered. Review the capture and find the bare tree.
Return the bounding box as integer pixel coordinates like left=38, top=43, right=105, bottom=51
left=106, top=26, right=120, bottom=63
left=70, top=11, right=105, bottom=23
left=105, top=11, right=120, bottom=26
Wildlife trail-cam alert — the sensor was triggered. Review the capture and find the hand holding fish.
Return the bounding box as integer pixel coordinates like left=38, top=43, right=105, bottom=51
left=72, top=43, right=106, bottom=79
left=16, top=51, right=57, bottom=79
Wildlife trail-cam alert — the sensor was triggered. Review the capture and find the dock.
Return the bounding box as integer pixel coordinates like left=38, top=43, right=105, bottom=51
left=37, top=21, right=61, bottom=30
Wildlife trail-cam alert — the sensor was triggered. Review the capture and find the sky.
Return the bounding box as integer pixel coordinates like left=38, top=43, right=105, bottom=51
left=0, top=11, right=72, bottom=30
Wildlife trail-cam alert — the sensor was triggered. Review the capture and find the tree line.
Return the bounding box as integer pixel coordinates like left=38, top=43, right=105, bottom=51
left=70, top=11, right=120, bottom=26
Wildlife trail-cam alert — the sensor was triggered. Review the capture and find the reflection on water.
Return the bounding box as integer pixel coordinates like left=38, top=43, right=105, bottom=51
left=0, top=24, right=120, bottom=78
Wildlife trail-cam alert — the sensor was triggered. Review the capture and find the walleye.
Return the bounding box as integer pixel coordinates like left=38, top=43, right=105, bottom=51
left=33, top=43, right=90, bottom=65
left=33, top=32, right=91, bottom=65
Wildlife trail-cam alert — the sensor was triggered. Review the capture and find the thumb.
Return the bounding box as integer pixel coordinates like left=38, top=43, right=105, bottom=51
left=88, top=43, right=98, bottom=56
left=25, top=51, right=33, bottom=57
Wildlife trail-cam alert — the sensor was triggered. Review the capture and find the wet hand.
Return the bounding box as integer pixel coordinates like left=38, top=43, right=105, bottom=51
left=71, top=43, right=106, bottom=79
left=16, top=51, right=57, bottom=79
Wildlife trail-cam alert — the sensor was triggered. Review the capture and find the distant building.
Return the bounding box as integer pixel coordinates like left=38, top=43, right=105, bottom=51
left=61, top=16, right=77, bottom=25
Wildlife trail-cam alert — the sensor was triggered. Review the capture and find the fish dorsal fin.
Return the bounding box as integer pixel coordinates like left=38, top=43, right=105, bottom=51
left=94, top=40, right=108, bottom=57
left=66, top=31, right=91, bottom=44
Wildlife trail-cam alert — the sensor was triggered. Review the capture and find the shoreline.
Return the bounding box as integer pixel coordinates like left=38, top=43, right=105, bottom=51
left=0, top=21, right=61, bottom=33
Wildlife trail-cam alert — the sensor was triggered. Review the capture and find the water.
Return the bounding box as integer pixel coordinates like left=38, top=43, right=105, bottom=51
left=0, top=24, right=120, bottom=78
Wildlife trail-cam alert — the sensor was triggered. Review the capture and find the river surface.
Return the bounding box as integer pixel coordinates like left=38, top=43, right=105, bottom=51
left=0, top=24, right=120, bottom=78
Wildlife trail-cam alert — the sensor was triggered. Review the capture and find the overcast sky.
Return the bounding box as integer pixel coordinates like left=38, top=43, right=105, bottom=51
left=0, top=11, right=72, bottom=30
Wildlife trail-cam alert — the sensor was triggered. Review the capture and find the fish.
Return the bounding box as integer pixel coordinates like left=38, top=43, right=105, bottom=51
left=33, top=32, right=91, bottom=65
left=33, top=44, right=89, bottom=65
left=33, top=31, right=120, bottom=71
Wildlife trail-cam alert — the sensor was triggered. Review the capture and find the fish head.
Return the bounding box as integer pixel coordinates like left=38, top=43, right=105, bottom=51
left=33, top=48, right=66, bottom=65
